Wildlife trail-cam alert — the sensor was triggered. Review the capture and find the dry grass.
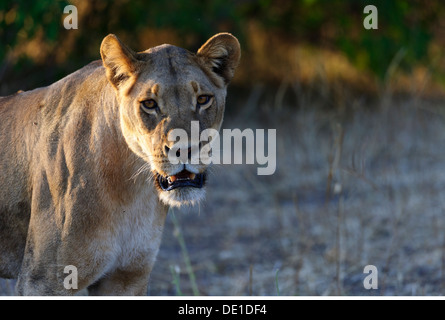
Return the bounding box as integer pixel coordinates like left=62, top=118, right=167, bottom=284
left=2, top=87, right=445, bottom=296
left=2, top=9, right=445, bottom=296
left=145, top=90, right=445, bottom=296
left=2, top=88, right=445, bottom=296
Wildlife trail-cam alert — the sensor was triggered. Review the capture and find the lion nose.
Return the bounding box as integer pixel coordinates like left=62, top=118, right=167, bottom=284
left=164, top=144, right=193, bottom=161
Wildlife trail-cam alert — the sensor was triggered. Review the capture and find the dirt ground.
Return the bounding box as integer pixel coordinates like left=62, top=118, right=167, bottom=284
left=2, top=91, right=445, bottom=296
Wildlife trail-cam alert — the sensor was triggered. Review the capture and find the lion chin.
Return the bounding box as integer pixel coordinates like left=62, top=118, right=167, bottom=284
left=159, top=187, right=207, bottom=208
left=153, top=169, right=208, bottom=207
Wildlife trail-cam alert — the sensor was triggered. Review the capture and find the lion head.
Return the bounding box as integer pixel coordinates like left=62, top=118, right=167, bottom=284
left=100, top=33, right=240, bottom=207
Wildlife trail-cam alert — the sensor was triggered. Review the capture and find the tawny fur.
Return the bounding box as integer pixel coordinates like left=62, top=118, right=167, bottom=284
left=0, top=33, right=240, bottom=295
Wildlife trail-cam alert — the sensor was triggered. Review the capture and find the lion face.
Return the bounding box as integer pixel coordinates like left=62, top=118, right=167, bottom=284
left=100, top=34, right=240, bottom=207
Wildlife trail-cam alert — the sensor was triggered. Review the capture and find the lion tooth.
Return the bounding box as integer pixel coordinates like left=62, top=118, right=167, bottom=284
left=189, top=173, right=196, bottom=180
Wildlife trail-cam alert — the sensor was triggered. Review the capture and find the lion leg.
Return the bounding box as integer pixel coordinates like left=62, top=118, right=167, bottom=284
left=16, top=227, right=115, bottom=296
left=87, top=268, right=151, bottom=296
left=15, top=232, right=72, bottom=296
left=15, top=182, right=106, bottom=296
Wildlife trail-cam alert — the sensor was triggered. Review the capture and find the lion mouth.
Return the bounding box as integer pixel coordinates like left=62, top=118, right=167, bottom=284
left=156, top=170, right=206, bottom=191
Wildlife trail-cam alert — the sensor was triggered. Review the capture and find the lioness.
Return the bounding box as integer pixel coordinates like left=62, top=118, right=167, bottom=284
left=0, top=33, right=240, bottom=295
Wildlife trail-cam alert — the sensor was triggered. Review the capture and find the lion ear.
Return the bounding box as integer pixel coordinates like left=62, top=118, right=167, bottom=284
left=197, top=33, right=241, bottom=85
left=100, top=34, right=139, bottom=89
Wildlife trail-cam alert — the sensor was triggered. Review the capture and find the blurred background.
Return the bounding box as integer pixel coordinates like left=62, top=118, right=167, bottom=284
left=2, top=0, right=445, bottom=296
left=1, top=0, right=445, bottom=97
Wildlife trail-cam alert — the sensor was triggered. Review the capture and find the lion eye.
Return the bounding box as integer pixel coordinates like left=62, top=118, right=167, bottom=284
left=197, top=95, right=213, bottom=107
left=141, top=99, right=158, bottom=112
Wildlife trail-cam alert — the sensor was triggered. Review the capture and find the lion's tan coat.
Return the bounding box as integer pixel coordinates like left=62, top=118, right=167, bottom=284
left=0, top=33, right=240, bottom=295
